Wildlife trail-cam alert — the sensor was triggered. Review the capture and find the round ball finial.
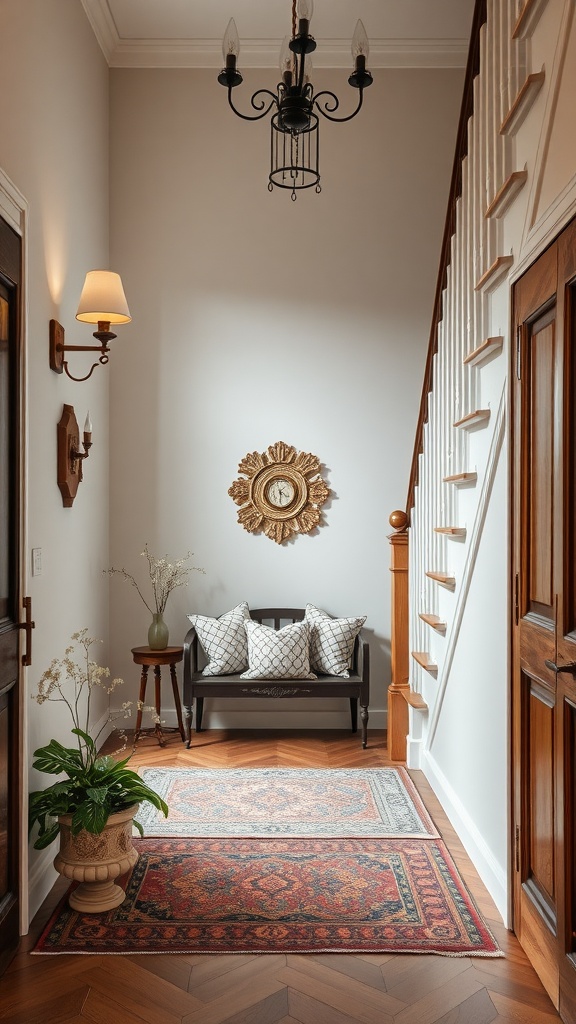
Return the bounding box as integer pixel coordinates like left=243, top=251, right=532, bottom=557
left=389, top=509, right=408, bottom=532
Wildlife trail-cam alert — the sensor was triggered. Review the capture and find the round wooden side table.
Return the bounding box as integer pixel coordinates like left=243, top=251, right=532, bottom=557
left=131, top=646, right=185, bottom=746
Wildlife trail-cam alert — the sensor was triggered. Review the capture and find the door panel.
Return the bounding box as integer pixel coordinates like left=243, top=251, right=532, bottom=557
left=513, top=219, right=576, bottom=1020
left=528, top=314, right=554, bottom=614
left=525, top=678, right=556, bottom=926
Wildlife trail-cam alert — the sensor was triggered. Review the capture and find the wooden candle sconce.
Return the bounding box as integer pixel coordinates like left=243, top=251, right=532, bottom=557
left=57, top=404, right=92, bottom=508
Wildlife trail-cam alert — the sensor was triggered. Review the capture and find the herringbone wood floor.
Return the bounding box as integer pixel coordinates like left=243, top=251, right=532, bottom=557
left=0, top=730, right=562, bottom=1023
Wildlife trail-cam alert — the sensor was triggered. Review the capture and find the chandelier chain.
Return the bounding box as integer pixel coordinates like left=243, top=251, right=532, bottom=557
left=292, top=0, right=297, bottom=39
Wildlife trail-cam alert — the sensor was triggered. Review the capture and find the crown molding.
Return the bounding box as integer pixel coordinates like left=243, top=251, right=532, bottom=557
left=81, top=1, right=468, bottom=69
left=80, top=0, right=118, bottom=62
left=108, top=38, right=469, bottom=70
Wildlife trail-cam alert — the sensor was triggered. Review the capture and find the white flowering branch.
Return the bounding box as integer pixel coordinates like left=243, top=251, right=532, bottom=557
left=106, top=544, right=204, bottom=615
left=32, top=628, right=158, bottom=760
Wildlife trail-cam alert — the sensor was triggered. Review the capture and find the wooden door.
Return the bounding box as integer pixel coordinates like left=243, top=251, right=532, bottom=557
left=0, top=214, right=24, bottom=972
left=512, top=218, right=576, bottom=1022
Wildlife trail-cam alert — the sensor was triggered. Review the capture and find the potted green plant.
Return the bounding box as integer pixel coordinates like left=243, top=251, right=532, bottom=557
left=29, top=629, right=168, bottom=913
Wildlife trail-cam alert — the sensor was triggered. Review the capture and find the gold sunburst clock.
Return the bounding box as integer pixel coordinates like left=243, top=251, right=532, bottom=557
left=228, top=441, right=330, bottom=545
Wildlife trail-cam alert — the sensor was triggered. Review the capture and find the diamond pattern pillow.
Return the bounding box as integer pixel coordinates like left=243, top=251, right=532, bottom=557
left=241, top=619, right=317, bottom=680
left=305, top=604, right=366, bottom=677
left=188, top=602, right=250, bottom=675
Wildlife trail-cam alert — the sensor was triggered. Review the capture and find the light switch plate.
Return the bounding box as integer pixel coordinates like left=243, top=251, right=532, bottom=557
left=32, top=547, right=42, bottom=576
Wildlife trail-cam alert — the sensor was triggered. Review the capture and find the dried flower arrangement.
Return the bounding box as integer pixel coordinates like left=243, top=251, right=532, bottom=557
left=106, top=544, right=204, bottom=615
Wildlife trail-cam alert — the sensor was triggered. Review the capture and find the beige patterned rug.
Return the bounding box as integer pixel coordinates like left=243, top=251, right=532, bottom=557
left=135, top=766, right=440, bottom=839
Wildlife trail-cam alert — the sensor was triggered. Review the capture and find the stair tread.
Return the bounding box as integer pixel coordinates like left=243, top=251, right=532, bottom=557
left=412, top=651, right=438, bottom=674
left=403, top=689, right=428, bottom=711
left=463, top=336, right=504, bottom=366
left=485, top=172, right=527, bottom=219
left=454, top=409, right=490, bottom=429
left=513, top=0, right=548, bottom=39
left=500, top=71, right=545, bottom=136
left=419, top=613, right=447, bottom=633
left=434, top=526, right=466, bottom=537
left=426, top=570, right=456, bottom=587
left=443, top=471, right=478, bottom=485
left=475, top=255, right=514, bottom=292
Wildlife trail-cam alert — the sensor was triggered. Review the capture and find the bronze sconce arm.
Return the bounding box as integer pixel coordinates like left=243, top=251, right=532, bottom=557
left=50, top=319, right=117, bottom=382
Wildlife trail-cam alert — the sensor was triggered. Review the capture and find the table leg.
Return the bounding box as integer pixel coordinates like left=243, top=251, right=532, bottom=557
left=133, top=665, right=149, bottom=744
left=154, top=664, right=165, bottom=746
left=170, top=662, right=186, bottom=742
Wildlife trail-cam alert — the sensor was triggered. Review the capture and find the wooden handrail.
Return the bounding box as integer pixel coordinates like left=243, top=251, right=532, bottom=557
left=406, top=0, right=487, bottom=518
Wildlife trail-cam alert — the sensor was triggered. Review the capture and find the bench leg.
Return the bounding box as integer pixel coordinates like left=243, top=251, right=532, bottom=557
left=185, top=702, right=193, bottom=748
left=360, top=705, right=369, bottom=749
left=170, top=662, right=186, bottom=743
left=196, top=697, right=204, bottom=732
left=350, top=697, right=358, bottom=733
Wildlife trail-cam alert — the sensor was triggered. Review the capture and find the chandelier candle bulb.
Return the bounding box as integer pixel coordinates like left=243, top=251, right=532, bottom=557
left=352, top=20, right=370, bottom=64
left=83, top=411, right=92, bottom=441
left=279, top=36, right=293, bottom=85
left=296, top=0, right=314, bottom=37
left=223, top=18, right=239, bottom=67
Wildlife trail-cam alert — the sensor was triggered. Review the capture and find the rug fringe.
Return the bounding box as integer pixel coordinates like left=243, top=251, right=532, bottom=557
left=31, top=946, right=505, bottom=957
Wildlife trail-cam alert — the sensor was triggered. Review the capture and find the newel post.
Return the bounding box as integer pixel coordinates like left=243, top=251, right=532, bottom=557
left=388, top=510, right=409, bottom=761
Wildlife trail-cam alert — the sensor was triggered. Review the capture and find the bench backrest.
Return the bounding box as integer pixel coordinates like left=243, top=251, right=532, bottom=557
left=250, top=608, right=305, bottom=629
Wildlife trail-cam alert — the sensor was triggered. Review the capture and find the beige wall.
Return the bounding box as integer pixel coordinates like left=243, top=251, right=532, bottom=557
left=108, top=66, right=464, bottom=729
left=0, top=0, right=111, bottom=919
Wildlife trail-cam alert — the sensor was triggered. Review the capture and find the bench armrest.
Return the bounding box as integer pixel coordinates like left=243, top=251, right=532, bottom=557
left=355, top=630, right=370, bottom=685
left=183, top=625, right=199, bottom=684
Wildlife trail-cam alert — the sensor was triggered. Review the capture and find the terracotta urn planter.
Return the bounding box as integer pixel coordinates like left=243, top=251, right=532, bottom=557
left=54, top=803, right=139, bottom=913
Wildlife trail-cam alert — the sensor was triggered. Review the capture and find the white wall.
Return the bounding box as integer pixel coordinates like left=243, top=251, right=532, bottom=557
left=108, top=66, right=464, bottom=730
left=0, top=0, right=111, bottom=920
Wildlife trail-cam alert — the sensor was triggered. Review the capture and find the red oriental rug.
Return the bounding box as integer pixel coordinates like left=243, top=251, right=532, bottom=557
left=34, top=837, right=502, bottom=956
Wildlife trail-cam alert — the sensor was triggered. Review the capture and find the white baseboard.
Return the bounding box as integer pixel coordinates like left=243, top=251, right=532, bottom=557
left=406, top=737, right=423, bottom=769
left=129, top=706, right=387, bottom=732
left=422, top=750, right=509, bottom=925
left=28, top=848, right=59, bottom=925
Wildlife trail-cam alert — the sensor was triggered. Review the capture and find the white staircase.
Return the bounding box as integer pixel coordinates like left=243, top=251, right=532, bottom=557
left=391, top=0, right=576, bottom=919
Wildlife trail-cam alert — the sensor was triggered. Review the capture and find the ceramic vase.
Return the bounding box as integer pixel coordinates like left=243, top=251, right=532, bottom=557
left=148, top=612, right=169, bottom=650
left=54, top=803, right=139, bottom=913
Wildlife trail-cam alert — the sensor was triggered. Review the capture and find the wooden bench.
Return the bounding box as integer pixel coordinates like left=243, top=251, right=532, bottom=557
left=183, top=607, right=370, bottom=748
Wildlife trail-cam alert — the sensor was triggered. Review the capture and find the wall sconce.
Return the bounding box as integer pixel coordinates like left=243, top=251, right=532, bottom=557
left=57, top=405, right=92, bottom=507
left=50, top=270, right=131, bottom=382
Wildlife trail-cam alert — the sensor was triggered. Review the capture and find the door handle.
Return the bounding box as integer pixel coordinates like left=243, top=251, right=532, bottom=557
left=544, top=659, right=576, bottom=675
left=17, top=596, right=35, bottom=666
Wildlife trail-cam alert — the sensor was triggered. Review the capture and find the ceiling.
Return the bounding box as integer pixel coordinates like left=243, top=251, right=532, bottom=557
left=81, top=0, right=476, bottom=69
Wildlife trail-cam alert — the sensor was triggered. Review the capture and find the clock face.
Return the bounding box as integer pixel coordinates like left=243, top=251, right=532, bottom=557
left=266, top=477, right=295, bottom=508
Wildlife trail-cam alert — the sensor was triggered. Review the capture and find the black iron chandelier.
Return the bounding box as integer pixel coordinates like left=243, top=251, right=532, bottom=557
left=218, top=0, right=372, bottom=199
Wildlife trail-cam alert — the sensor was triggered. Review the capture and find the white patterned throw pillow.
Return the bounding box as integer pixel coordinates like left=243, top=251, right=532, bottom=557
left=240, top=619, right=317, bottom=680
left=188, top=602, right=250, bottom=675
left=305, top=604, right=366, bottom=677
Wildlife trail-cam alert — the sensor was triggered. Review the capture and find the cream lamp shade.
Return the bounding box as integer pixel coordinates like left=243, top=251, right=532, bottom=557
left=75, top=271, right=131, bottom=325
